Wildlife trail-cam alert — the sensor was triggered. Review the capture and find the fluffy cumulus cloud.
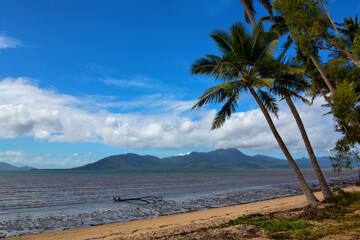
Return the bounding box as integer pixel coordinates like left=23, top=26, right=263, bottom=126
left=0, top=77, right=339, bottom=155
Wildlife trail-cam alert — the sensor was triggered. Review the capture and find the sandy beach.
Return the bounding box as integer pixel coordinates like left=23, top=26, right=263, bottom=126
left=6, top=185, right=359, bottom=240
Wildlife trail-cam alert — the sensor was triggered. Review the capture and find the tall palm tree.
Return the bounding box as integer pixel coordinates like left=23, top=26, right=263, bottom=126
left=191, top=22, right=319, bottom=206
left=270, top=68, right=333, bottom=199
left=261, top=13, right=334, bottom=199
left=240, top=0, right=273, bottom=29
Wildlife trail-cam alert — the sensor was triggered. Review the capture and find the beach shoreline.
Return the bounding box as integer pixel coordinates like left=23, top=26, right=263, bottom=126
left=7, top=185, right=359, bottom=240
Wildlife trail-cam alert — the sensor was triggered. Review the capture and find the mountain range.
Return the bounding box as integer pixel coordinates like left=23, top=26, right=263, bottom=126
left=0, top=162, right=35, bottom=171
left=73, top=148, right=333, bottom=170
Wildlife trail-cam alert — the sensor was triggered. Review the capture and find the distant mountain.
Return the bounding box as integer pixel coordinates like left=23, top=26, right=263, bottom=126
left=73, top=148, right=333, bottom=170
left=0, top=162, right=35, bottom=171
left=294, top=156, right=333, bottom=169
left=74, top=153, right=163, bottom=170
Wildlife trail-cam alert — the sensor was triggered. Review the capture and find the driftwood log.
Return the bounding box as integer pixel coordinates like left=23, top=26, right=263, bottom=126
left=113, top=196, right=166, bottom=204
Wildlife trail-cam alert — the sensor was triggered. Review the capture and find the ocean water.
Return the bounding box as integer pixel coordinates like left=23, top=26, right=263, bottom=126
left=0, top=169, right=357, bottom=237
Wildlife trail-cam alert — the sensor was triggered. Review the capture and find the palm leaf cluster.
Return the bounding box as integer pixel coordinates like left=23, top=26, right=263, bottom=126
left=191, top=22, right=281, bottom=129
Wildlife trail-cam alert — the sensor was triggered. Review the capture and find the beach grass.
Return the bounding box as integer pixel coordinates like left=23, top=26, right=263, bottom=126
left=206, top=188, right=360, bottom=239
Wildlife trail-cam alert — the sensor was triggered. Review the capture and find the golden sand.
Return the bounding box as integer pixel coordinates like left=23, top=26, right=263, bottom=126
left=8, top=186, right=360, bottom=240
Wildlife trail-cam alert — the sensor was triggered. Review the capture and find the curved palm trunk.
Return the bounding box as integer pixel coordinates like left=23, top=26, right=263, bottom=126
left=240, top=0, right=257, bottom=29
left=327, top=39, right=360, bottom=68
left=317, top=86, right=334, bottom=108
left=285, top=95, right=333, bottom=199
left=318, top=1, right=360, bottom=68
left=318, top=0, right=340, bottom=38
left=249, top=88, right=319, bottom=206
left=309, top=54, right=335, bottom=93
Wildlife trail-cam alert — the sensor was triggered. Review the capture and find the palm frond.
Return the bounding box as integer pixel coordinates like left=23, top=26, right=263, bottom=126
left=210, top=30, right=235, bottom=55
left=257, top=89, right=279, bottom=118
left=251, top=77, right=275, bottom=89
left=255, top=38, right=279, bottom=66
left=231, top=22, right=252, bottom=62
left=190, top=55, right=219, bottom=77
left=190, top=54, right=240, bottom=81
left=191, top=21, right=281, bottom=130
left=192, top=81, right=246, bottom=110
left=257, top=0, right=273, bottom=16
left=243, top=0, right=256, bottom=23
left=244, top=10, right=252, bottom=24
left=277, top=35, right=293, bottom=61
left=211, top=91, right=239, bottom=129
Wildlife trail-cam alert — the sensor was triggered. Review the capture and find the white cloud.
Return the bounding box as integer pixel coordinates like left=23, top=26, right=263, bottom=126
left=1, top=151, right=97, bottom=169
left=0, top=77, right=339, bottom=156
left=0, top=150, right=25, bottom=164
left=102, top=74, right=159, bottom=89
left=0, top=34, right=22, bottom=49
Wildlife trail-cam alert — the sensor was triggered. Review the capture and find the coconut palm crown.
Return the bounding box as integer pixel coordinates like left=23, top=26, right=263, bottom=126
left=191, top=22, right=279, bottom=130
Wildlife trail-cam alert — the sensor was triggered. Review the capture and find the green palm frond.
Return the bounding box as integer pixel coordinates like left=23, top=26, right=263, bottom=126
left=277, top=35, right=293, bottom=61
left=230, top=22, right=253, bottom=62
left=257, top=0, right=273, bottom=16
left=251, top=77, right=275, bottom=89
left=244, top=10, right=252, bottom=24
left=257, top=89, right=279, bottom=118
left=243, top=0, right=273, bottom=23
left=253, top=38, right=279, bottom=68
left=278, top=58, right=305, bottom=75
left=210, top=30, right=235, bottom=55
left=261, top=15, right=288, bottom=36
left=243, top=0, right=256, bottom=24
left=191, top=21, right=280, bottom=129
left=192, top=81, right=246, bottom=110
left=212, top=91, right=239, bottom=129
left=190, top=55, right=219, bottom=77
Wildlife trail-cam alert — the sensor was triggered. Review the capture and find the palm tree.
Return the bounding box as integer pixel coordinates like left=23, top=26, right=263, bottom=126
left=240, top=0, right=273, bottom=29
left=191, top=22, right=319, bottom=206
left=317, top=0, right=340, bottom=38
left=270, top=68, right=333, bottom=199
left=261, top=13, right=334, bottom=199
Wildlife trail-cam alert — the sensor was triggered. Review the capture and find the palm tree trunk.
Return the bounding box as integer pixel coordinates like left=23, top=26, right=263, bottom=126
left=318, top=0, right=341, bottom=38
left=317, top=86, right=334, bottom=108
left=285, top=95, right=333, bottom=199
left=309, top=54, right=335, bottom=93
left=317, top=1, right=360, bottom=68
left=327, top=39, right=360, bottom=68
left=249, top=88, right=319, bottom=206
left=240, top=0, right=257, bottom=29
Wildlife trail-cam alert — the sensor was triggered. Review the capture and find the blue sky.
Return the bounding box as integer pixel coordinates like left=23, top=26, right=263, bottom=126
left=0, top=0, right=358, bottom=168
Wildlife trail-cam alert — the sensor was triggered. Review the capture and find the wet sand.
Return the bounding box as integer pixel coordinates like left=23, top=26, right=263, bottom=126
left=8, top=186, right=360, bottom=240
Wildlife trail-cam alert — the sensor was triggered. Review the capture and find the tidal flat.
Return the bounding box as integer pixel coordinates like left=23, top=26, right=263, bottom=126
left=0, top=169, right=357, bottom=237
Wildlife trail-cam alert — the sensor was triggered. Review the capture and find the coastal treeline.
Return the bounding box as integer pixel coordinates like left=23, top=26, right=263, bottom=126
left=191, top=0, right=360, bottom=206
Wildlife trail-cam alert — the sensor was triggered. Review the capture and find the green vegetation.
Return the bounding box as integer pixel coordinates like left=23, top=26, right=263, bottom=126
left=207, top=189, right=360, bottom=239
left=211, top=214, right=310, bottom=233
